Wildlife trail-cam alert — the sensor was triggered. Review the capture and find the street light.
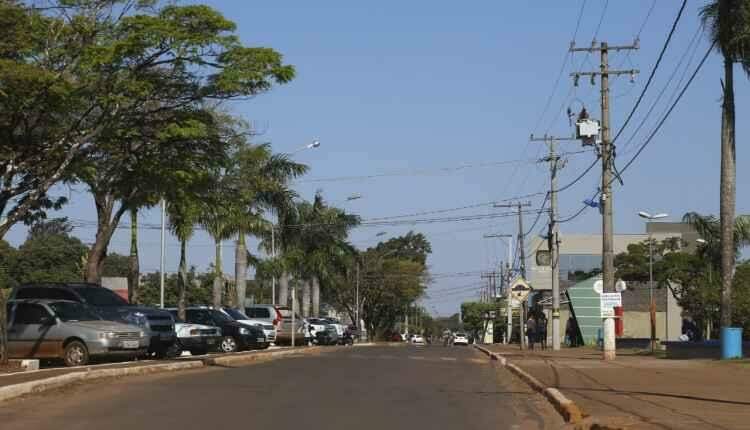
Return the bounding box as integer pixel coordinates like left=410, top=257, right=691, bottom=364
left=638, top=211, right=669, bottom=353
left=291, top=139, right=321, bottom=154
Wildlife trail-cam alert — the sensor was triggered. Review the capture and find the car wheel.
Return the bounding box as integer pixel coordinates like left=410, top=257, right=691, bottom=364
left=219, top=336, right=238, bottom=353
left=189, top=348, right=208, bottom=356
left=64, top=340, right=89, bottom=367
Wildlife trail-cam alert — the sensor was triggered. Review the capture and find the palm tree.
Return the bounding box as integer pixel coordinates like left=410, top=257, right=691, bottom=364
left=700, top=1, right=750, bottom=329
left=167, top=197, right=200, bottom=322
left=225, top=144, right=307, bottom=308
left=199, top=198, right=234, bottom=307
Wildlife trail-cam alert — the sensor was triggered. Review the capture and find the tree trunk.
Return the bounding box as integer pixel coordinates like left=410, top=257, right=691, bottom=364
left=720, top=57, right=736, bottom=328
left=127, top=208, right=139, bottom=304
left=0, top=288, right=9, bottom=365
left=235, top=233, right=247, bottom=309
left=177, top=239, right=188, bottom=322
left=85, top=192, right=127, bottom=284
left=312, top=276, right=320, bottom=317
left=302, top=280, right=311, bottom=318
left=213, top=239, right=223, bottom=307
left=279, top=272, right=290, bottom=307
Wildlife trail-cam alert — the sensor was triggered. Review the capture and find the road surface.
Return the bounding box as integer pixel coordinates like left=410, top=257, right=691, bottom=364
left=0, top=344, right=562, bottom=429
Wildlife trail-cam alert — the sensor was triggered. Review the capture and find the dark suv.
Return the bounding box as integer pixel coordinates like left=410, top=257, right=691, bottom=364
left=172, top=307, right=267, bottom=353
left=11, top=283, right=177, bottom=357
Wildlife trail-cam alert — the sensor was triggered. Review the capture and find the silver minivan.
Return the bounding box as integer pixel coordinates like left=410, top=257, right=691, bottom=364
left=6, top=299, right=149, bottom=366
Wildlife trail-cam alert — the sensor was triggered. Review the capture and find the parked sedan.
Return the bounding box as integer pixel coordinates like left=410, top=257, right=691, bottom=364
left=6, top=299, right=148, bottom=366
left=175, top=307, right=267, bottom=353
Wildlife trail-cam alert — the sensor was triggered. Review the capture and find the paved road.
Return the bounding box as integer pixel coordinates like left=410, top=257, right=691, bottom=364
left=0, top=345, right=562, bottom=429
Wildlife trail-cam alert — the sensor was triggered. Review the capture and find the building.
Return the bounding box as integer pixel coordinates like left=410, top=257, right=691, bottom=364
left=528, top=222, right=697, bottom=292
left=526, top=222, right=695, bottom=344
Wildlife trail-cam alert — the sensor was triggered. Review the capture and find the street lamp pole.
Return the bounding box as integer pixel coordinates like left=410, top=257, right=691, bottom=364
left=159, top=198, right=166, bottom=309
left=638, top=211, right=668, bottom=353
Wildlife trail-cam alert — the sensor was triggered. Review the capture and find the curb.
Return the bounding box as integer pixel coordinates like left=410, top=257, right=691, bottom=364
left=474, top=345, right=583, bottom=424
left=0, top=346, right=325, bottom=404
left=0, top=361, right=203, bottom=403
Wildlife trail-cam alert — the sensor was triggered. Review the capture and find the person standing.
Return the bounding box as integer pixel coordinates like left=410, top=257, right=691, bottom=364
left=526, top=315, right=537, bottom=351
left=538, top=313, right=548, bottom=350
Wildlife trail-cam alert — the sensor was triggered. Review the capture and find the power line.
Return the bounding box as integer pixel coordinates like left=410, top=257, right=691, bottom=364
left=591, top=0, right=609, bottom=43
left=615, top=42, right=714, bottom=179
left=611, top=0, right=688, bottom=146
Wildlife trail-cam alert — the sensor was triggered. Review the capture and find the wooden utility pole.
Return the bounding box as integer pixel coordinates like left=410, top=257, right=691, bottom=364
left=494, top=202, right=532, bottom=278
left=530, top=134, right=577, bottom=351
left=571, top=40, right=639, bottom=360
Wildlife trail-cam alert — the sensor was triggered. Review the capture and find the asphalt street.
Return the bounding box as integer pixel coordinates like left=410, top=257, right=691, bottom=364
left=0, top=345, right=562, bottom=429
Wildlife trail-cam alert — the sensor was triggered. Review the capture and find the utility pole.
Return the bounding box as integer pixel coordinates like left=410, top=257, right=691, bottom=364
left=484, top=233, right=513, bottom=344
left=571, top=40, right=639, bottom=361
left=271, top=226, right=275, bottom=305
left=493, top=202, right=532, bottom=278
left=530, top=135, right=576, bottom=351
left=159, top=198, right=166, bottom=309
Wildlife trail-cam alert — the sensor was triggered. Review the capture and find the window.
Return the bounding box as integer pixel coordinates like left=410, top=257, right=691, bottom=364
left=13, top=303, right=51, bottom=324
left=246, top=307, right=270, bottom=319
left=74, top=287, right=128, bottom=306
left=223, top=308, right=248, bottom=320
left=49, top=302, right=100, bottom=322
left=15, top=287, right=79, bottom=302
left=186, top=310, right=215, bottom=325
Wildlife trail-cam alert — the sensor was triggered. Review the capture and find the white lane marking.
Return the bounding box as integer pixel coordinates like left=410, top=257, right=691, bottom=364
left=408, top=356, right=426, bottom=360
left=440, top=357, right=457, bottom=361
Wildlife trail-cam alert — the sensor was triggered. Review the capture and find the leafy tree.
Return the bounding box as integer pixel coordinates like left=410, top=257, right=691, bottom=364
left=0, top=1, right=294, bottom=241
left=10, top=219, right=88, bottom=285
left=101, top=253, right=130, bottom=278
left=460, top=302, right=495, bottom=341
left=137, top=269, right=213, bottom=308
left=700, top=0, right=750, bottom=329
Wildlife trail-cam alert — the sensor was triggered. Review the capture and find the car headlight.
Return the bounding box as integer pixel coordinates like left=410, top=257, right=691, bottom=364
left=190, top=329, right=199, bottom=336
left=139, top=331, right=146, bottom=338
left=98, top=332, right=117, bottom=339
left=239, top=327, right=249, bottom=335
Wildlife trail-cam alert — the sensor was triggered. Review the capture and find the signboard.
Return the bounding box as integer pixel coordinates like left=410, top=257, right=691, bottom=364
left=600, top=292, right=622, bottom=317
left=510, top=277, right=532, bottom=302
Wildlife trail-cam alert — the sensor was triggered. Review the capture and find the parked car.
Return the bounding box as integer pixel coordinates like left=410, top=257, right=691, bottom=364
left=320, top=317, right=346, bottom=337
left=245, top=304, right=308, bottom=345
left=168, top=315, right=222, bottom=356
left=313, top=324, right=340, bottom=346
left=5, top=299, right=148, bottom=366
left=174, top=307, right=268, bottom=353
left=306, top=318, right=327, bottom=338
left=453, top=333, right=469, bottom=346
left=411, top=334, right=425, bottom=345
left=218, top=307, right=276, bottom=344
left=11, top=283, right=176, bottom=357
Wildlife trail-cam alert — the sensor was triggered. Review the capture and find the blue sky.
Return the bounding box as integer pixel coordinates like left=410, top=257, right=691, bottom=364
left=6, top=1, right=749, bottom=316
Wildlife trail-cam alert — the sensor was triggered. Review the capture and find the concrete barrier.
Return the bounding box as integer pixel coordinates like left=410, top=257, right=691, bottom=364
left=473, top=345, right=582, bottom=424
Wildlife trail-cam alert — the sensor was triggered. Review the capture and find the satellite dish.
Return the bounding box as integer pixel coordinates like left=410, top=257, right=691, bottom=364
left=593, top=280, right=603, bottom=294
left=616, top=280, right=627, bottom=292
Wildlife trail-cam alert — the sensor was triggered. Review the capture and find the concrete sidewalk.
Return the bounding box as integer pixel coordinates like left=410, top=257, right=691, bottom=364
left=487, top=344, right=750, bottom=429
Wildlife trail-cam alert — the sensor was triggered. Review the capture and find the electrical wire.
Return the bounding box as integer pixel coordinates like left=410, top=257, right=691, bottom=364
left=611, top=0, right=688, bottom=146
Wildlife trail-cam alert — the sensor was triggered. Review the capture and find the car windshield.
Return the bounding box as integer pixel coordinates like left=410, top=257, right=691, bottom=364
left=456, top=333, right=466, bottom=337
left=223, top=308, right=248, bottom=320
left=75, top=287, right=129, bottom=307
left=209, top=309, right=233, bottom=323
left=49, top=302, right=101, bottom=322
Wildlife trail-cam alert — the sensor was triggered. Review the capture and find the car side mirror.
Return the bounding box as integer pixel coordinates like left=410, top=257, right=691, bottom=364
left=40, top=315, right=55, bottom=326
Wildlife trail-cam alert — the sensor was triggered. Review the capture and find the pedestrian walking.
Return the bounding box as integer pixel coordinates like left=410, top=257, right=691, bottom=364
left=525, top=316, right=537, bottom=350
left=538, top=313, right=548, bottom=350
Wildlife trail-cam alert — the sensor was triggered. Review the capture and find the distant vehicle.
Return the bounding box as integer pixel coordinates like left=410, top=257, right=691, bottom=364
left=218, top=307, right=276, bottom=344
left=313, top=324, right=340, bottom=346
left=453, top=333, right=469, bottom=346
left=6, top=299, right=148, bottom=366
left=170, top=308, right=267, bottom=353
left=319, top=317, right=346, bottom=337
left=411, top=334, right=425, bottom=345
left=306, top=318, right=327, bottom=339
left=244, top=304, right=283, bottom=329
left=11, top=283, right=176, bottom=357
